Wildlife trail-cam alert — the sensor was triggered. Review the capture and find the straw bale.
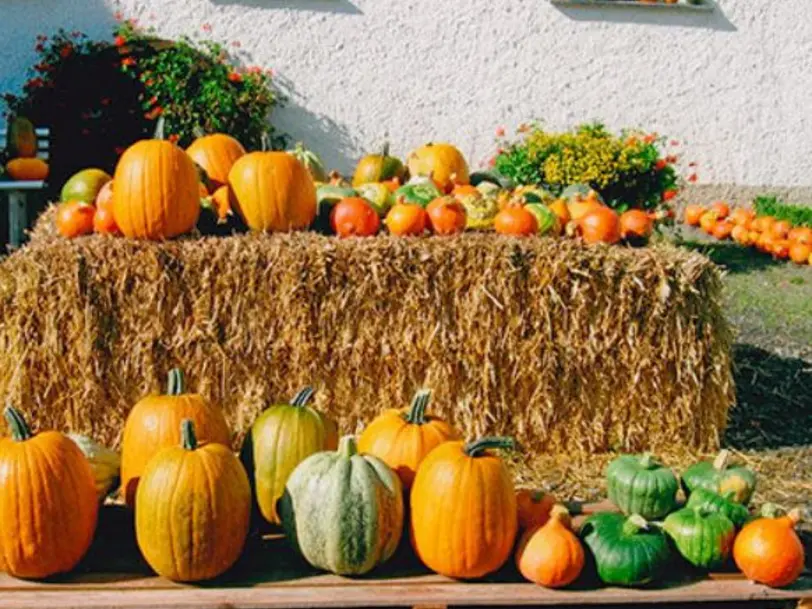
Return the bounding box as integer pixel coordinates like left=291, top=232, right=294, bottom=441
left=0, top=227, right=734, bottom=454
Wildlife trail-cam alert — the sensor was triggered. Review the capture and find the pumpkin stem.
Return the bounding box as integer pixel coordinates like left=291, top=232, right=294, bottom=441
left=405, top=389, right=431, bottom=425
left=760, top=503, right=783, bottom=519
left=381, top=141, right=390, bottom=158
left=463, top=436, right=515, bottom=457
left=622, top=514, right=649, bottom=536
left=154, top=116, right=166, bottom=141
left=167, top=368, right=186, bottom=396
left=192, top=126, right=206, bottom=139
left=638, top=453, right=656, bottom=469
left=786, top=508, right=802, bottom=526
left=338, top=435, right=358, bottom=458
left=181, top=419, right=197, bottom=451
left=261, top=132, right=271, bottom=152
left=713, top=449, right=730, bottom=471
left=3, top=405, right=32, bottom=442
left=550, top=504, right=572, bottom=527
left=291, top=387, right=315, bottom=407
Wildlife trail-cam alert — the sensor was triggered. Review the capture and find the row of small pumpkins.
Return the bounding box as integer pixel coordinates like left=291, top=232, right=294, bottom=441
left=0, top=373, right=805, bottom=588
left=50, top=124, right=664, bottom=245
left=684, top=201, right=812, bottom=265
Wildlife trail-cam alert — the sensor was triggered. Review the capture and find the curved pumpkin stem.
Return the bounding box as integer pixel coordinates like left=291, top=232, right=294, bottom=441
left=260, top=132, right=271, bottom=152
left=760, top=503, right=783, bottom=519
left=181, top=419, right=197, bottom=451
left=549, top=504, right=573, bottom=528
left=713, top=449, right=730, bottom=471
left=381, top=141, right=390, bottom=158
left=638, top=452, right=656, bottom=469
left=291, top=387, right=315, bottom=407
left=154, top=116, right=166, bottom=141
left=192, top=125, right=206, bottom=139
left=167, top=368, right=185, bottom=396
left=463, top=436, right=515, bottom=457
left=405, top=389, right=431, bottom=425
left=786, top=508, right=802, bottom=526
left=4, top=405, right=32, bottom=442
left=338, top=435, right=358, bottom=459
left=622, top=514, right=649, bottom=536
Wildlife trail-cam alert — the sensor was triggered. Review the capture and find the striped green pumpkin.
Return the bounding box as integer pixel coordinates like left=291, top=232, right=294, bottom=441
left=279, top=435, right=404, bottom=575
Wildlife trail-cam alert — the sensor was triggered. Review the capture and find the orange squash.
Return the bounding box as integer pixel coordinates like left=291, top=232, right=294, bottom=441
left=788, top=226, right=811, bottom=245
left=548, top=199, right=572, bottom=227
left=515, top=505, right=585, bottom=588
left=712, top=221, right=735, bottom=241
left=683, top=204, right=705, bottom=226
left=358, top=389, right=460, bottom=490
left=567, top=197, right=603, bottom=223
left=0, top=406, right=98, bottom=579
left=751, top=216, right=776, bottom=234
left=331, top=197, right=380, bottom=237
left=788, top=242, right=811, bottom=264
left=93, top=206, right=121, bottom=235
left=407, top=143, right=470, bottom=193
left=733, top=507, right=804, bottom=587
left=55, top=201, right=96, bottom=238
left=426, top=196, right=467, bottom=235
left=516, top=488, right=557, bottom=531
left=228, top=152, right=316, bottom=232
left=494, top=205, right=538, bottom=236
left=699, top=211, right=719, bottom=234
left=385, top=201, right=428, bottom=236
left=410, top=437, right=518, bottom=579
left=95, top=180, right=114, bottom=209
left=731, top=225, right=751, bottom=246
left=187, top=133, right=246, bottom=192
left=120, top=368, right=231, bottom=506
left=577, top=207, right=621, bottom=245
left=771, top=239, right=791, bottom=259
left=770, top=220, right=792, bottom=240
left=619, top=209, right=653, bottom=241
left=729, top=208, right=755, bottom=227
left=5, top=157, right=49, bottom=181
left=709, top=201, right=730, bottom=219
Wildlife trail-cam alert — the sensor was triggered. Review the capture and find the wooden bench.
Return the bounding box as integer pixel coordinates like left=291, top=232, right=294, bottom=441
left=0, top=127, right=50, bottom=249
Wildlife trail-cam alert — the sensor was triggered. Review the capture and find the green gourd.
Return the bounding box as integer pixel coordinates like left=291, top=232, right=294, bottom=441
left=681, top=450, right=756, bottom=505
left=663, top=507, right=736, bottom=570
left=287, top=142, right=328, bottom=184
left=279, top=435, right=404, bottom=575
left=314, top=184, right=357, bottom=234
left=606, top=453, right=678, bottom=520
left=394, top=180, right=443, bottom=208
left=685, top=488, right=751, bottom=529
left=580, top=512, right=671, bottom=587
left=6, top=115, right=37, bottom=158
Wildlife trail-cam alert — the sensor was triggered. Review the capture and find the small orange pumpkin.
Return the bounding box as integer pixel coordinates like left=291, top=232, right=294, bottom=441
left=515, top=505, right=585, bottom=588
left=548, top=199, right=572, bottom=227
left=186, top=133, right=247, bottom=191
left=731, top=225, right=750, bottom=245
left=788, top=226, right=811, bottom=245
left=729, top=208, right=755, bottom=227
left=577, top=207, right=621, bottom=245
left=494, top=205, right=538, bottom=236
left=709, top=201, right=730, bottom=219
left=751, top=216, right=776, bottom=234
left=427, top=196, right=467, bottom=235
left=385, top=201, right=428, bottom=236
left=56, top=201, right=96, bottom=238
left=770, top=220, right=792, bottom=240
left=733, top=507, right=804, bottom=587
left=567, top=196, right=604, bottom=223
left=788, top=242, right=811, bottom=264
left=331, top=197, right=380, bottom=237
left=407, top=143, right=470, bottom=193
left=683, top=204, right=705, bottom=226
left=771, top=239, right=791, bottom=259
left=93, top=206, right=121, bottom=235
left=699, top=211, right=720, bottom=234
left=619, top=209, right=653, bottom=241
left=5, top=157, right=49, bottom=181
left=516, top=488, right=557, bottom=531
left=712, top=221, right=735, bottom=241
left=210, top=186, right=233, bottom=222
left=95, top=180, right=114, bottom=209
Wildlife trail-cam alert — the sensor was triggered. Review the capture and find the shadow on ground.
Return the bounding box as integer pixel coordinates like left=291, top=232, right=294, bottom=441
left=679, top=239, right=782, bottom=274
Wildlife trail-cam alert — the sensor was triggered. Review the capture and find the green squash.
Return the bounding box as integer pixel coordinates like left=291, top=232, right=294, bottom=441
left=240, top=387, right=332, bottom=526
left=606, top=453, right=678, bottom=520
left=514, top=186, right=555, bottom=206
left=287, top=142, right=328, bottom=183
left=6, top=115, right=37, bottom=158
left=469, top=170, right=515, bottom=190
left=352, top=143, right=406, bottom=187
left=356, top=182, right=395, bottom=217
left=685, top=488, right=751, bottom=529
left=279, top=435, right=404, bottom=575
left=561, top=183, right=603, bottom=203
left=394, top=180, right=443, bottom=208
left=681, top=450, right=756, bottom=505
left=525, top=203, right=559, bottom=235
left=61, top=168, right=112, bottom=204
left=663, top=507, right=735, bottom=570
left=314, top=184, right=357, bottom=234
left=581, top=513, right=671, bottom=587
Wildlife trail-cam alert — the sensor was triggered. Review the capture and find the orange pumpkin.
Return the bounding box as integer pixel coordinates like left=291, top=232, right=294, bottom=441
left=771, top=239, right=791, bottom=259
left=683, top=204, right=705, bottom=226
left=0, top=406, right=98, bottom=579
left=515, top=505, right=585, bottom=588
left=788, top=226, right=811, bottom=245
left=427, top=196, right=467, bottom=235
left=516, top=488, right=557, bottom=531
left=729, top=208, right=755, bottom=227
left=567, top=196, right=604, bottom=223
left=228, top=152, right=316, bottom=232
left=95, top=180, right=114, bottom=209
left=709, top=201, right=730, bottom=219
left=113, top=136, right=200, bottom=240
left=451, top=184, right=480, bottom=198
left=331, top=197, right=380, bottom=237
left=410, top=437, right=518, bottom=579
left=56, top=201, right=96, bottom=238
left=748, top=231, right=761, bottom=245
left=770, top=220, right=792, bottom=240
left=120, top=368, right=231, bottom=506
left=210, top=186, right=233, bottom=222
left=93, top=206, right=121, bottom=235
left=751, top=216, right=776, bottom=234
left=789, top=242, right=811, bottom=264
left=186, top=133, right=247, bottom=192
left=357, top=389, right=460, bottom=490
left=548, top=199, right=572, bottom=226
left=712, top=221, right=735, bottom=241
left=494, top=206, right=538, bottom=236
left=731, top=225, right=750, bottom=245
left=577, top=207, right=621, bottom=245
left=619, top=209, right=653, bottom=241
left=756, top=233, right=775, bottom=253
left=5, top=157, right=49, bottom=181
left=407, top=143, right=470, bottom=193
left=733, top=507, right=804, bottom=587
left=385, top=201, right=428, bottom=237
left=699, top=211, right=719, bottom=234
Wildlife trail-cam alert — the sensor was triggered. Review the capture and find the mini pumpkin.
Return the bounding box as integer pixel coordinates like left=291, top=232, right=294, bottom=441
left=516, top=505, right=585, bottom=588
left=619, top=209, right=654, bottom=242
left=733, top=506, right=805, bottom=588
left=407, top=143, right=470, bottom=193
left=577, top=207, right=621, bottom=245
left=606, top=453, right=678, bottom=520
left=353, top=142, right=406, bottom=187
left=494, top=205, right=538, bottom=236
left=56, top=201, right=96, bottom=238
left=385, top=200, right=428, bottom=236
left=5, top=157, right=49, bottom=181
left=331, top=197, right=380, bottom=237
left=681, top=449, right=756, bottom=505
left=683, top=204, right=705, bottom=226
left=427, top=196, right=467, bottom=235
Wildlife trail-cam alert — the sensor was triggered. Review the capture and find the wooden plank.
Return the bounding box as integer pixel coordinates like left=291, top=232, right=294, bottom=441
left=0, top=181, right=46, bottom=191
left=550, top=0, right=715, bottom=11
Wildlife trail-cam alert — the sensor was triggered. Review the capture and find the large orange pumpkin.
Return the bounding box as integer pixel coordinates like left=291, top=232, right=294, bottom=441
left=120, top=368, right=231, bottom=506
left=515, top=505, right=585, bottom=588
left=410, top=437, right=518, bottom=579
left=357, top=389, right=460, bottom=490
left=228, top=152, right=316, bottom=232
left=619, top=209, right=653, bottom=241
left=186, top=133, right=247, bottom=192
left=113, top=133, right=200, bottom=240
left=0, top=406, right=98, bottom=579
left=577, top=207, right=621, bottom=244
left=407, top=143, right=470, bottom=193
left=733, top=507, right=804, bottom=587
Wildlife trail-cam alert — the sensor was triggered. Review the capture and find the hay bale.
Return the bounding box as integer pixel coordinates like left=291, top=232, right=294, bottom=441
left=0, top=232, right=734, bottom=454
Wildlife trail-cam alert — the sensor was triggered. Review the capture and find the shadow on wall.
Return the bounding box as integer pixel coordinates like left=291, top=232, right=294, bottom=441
left=208, top=0, right=363, bottom=14
left=553, top=0, right=736, bottom=31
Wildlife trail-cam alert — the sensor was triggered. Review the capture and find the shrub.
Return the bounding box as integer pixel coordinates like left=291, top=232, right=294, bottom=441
left=754, top=196, right=812, bottom=228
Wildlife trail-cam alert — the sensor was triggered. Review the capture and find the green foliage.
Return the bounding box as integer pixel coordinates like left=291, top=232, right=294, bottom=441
left=753, top=195, right=812, bottom=228
left=493, top=122, right=680, bottom=211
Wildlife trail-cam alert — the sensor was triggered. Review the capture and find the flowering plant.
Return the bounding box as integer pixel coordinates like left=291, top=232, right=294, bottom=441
left=492, top=122, right=685, bottom=211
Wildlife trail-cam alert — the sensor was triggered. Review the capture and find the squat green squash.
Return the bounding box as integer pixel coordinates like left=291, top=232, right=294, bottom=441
left=580, top=513, right=671, bottom=587
left=663, top=507, right=736, bottom=570
left=241, top=387, right=333, bottom=526
left=681, top=450, right=756, bottom=505
left=61, top=169, right=113, bottom=204
left=279, top=435, right=404, bottom=575
left=394, top=180, right=443, bottom=208
left=606, top=453, right=678, bottom=520
left=685, top=488, right=751, bottom=529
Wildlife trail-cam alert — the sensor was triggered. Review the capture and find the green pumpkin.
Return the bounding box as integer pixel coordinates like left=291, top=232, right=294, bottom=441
left=525, top=203, right=559, bottom=235
left=314, top=184, right=358, bottom=234
left=394, top=180, right=443, bottom=208
left=606, top=453, right=678, bottom=520
left=581, top=513, right=671, bottom=587
left=561, top=183, right=603, bottom=203
left=352, top=143, right=406, bottom=187
left=469, top=170, right=515, bottom=190
left=61, top=168, right=112, bottom=204
left=356, top=182, right=395, bottom=217
left=6, top=115, right=37, bottom=158
left=287, top=142, right=328, bottom=183
left=684, top=488, right=751, bottom=529
left=514, top=186, right=554, bottom=206
left=681, top=450, right=756, bottom=505
left=240, top=387, right=332, bottom=526
left=663, top=507, right=735, bottom=570
left=279, top=435, right=404, bottom=575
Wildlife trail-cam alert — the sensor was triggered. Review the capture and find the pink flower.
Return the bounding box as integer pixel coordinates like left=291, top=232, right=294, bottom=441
left=488, top=156, right=497, bottom=168
left=495, top=126, right=505, bottom=137
left=231, top=40, right=242, bottom=48
left=202, top=23, right=213, bottom=33
left=35, top=43, right=45, bottom=52
left=60, top=44, right=74, bottom=58
left=114, top=146, right=125, bottom=155
left=121, top=57, right=136, bottom=67
left=670, top=140, right=680, bottom=146
left=114, top=11, right=123, bottom=21
left=265, top=68, right=274, bottom=77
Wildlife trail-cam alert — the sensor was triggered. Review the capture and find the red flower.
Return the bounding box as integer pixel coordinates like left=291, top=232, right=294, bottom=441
left=228, top=71, right=243, bottom=83
left=35, top=43, right=45, bottom=52
left=121, top=57, right=136, bottom=67
left=145, top=79, right=155, bottom=86
left=643, top=134, right=656, bottom=144
left=662, top=190, right=677, bottom=201
left=688, top=161, right=697, bottom=167
left=26, top=78, right=44, bottom=89
left=60, top=45, right=74, bottom=58
left=495, top=126, right=505, bottom=137
left=168, top=134, right=180, bottom=144
left=665, top=155, right=678, bottom=164
left=655, top=159, right=667, bottom=171
left=101, top=97, right=112, bottom=106
left=145, top=106, right=163, bottom=120
left=688, top=173, right=698, bottom=183
left=488, top=156, right=497, bottom=168
left=202, top=23, right=213, bottom=33
left=149, top=96, right=158, bottom=105
left=115, top=35, right=126, bottom=47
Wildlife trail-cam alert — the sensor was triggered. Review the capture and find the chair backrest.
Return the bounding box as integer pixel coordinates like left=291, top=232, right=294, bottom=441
left=1, top=127, right=50, bottom=161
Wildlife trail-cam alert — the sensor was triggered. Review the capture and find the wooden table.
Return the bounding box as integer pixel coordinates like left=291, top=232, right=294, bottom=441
left=0, top=180, right=45, bottom=248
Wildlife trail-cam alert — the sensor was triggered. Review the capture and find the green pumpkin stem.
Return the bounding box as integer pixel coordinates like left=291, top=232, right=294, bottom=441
left=338, top=435, right=358, bottom=458
left=181, top=419, right=197, bottom=451
left=463, top=436, right=515, bottom=457
left=623, top=514, right=649, bottom=536
left=760, top=503, right=783, bottom=519
left=167, top=368, right=186, bottom=396
left=638, top=452, right=656, bottom=469
left=381, top=141, right=390, bottom=158
left=261, top=132, right=271, bottom=152
left=192, top=125, right=206, bottom=139
left=291, top=387, right=315, bottom=407
left=405, top=389, right=431, bottom=425
left=4, top=405, right=32, bottom=442
left=154, top=116, right=166, bottom=140
left=713, top=449, right=730, bottom=471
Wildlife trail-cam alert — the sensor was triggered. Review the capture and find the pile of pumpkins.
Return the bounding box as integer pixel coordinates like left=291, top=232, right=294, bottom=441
left=50, top=122, right=663, bottom=246
left=2, top=116, right=50, bottom=181
left=684, top=201, right=812, bottom=265
left=0, top=373, right=805, bottom=589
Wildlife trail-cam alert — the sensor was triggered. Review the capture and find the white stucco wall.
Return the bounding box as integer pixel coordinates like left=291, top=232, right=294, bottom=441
left=1, top=0, right=811, bottom=186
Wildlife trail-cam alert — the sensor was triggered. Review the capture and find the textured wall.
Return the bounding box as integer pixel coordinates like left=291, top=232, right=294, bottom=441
left=1, top=0, right=810, bottom=186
